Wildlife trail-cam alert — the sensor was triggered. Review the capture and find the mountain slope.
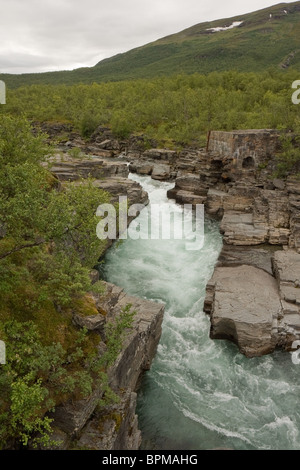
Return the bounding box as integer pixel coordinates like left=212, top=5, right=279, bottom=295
left=2, top=1, right=300, bottom=88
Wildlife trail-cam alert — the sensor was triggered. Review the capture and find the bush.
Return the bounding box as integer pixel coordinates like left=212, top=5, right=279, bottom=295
left=80, top=113, right=100, bottom=139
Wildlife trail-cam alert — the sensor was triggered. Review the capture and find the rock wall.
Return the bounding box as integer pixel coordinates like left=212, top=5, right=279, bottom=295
left=44, top=141, right=163, bottom=450
left=48, top=281, right=164, bottom=450
left=207, top=129, right=281, bottom=169
left=44, top=122, right=300, bottom=359
left=200, top=131, right=300, bottom=357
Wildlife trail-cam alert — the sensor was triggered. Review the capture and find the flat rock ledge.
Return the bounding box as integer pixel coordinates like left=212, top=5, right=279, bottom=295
left=205, top=249, right=300, bottom=357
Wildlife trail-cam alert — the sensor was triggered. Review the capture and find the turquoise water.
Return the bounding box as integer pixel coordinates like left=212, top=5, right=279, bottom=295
left=101, top=174, right=300, bottom=451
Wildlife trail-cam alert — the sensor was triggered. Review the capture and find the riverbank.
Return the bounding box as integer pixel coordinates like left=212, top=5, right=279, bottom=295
left=43, top=122, right=300, bottom=449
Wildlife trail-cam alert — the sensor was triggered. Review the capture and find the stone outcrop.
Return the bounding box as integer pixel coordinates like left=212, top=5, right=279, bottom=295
left=37, top=132, right=161, bottom=450
left=287, top=177, right=300, bottom=252
left=207, top=129, right=280, bottom=169
left=205, top=247, right=300, bottom=357
left=43, top=122, right=300, bottom=359
left=76, top=390, right=141, bottom=451
left=199, top=130, right=300, bottom=357
left=48, top=281, right=164, bottom=450
left=272, top=251, right=300, bottom=345
left=48, top=154, right=149, bottom=255
left=48, top=154, right=129, bottom=182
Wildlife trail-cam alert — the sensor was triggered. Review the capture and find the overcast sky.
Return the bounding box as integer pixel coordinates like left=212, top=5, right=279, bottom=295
left=0, top=0, right=297, bottom=74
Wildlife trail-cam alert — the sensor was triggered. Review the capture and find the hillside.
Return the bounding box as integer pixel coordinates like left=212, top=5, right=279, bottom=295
left=1, top=1, right=300, bottom=88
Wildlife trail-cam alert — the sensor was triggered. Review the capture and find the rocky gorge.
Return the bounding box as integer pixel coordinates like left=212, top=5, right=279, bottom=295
left=41, top=122, right=300, bottom=449
left=126, top=129, right=300, bottom=358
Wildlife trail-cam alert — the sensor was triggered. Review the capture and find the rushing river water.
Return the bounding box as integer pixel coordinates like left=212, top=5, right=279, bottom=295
left=101, top=173, right=300, bottom=451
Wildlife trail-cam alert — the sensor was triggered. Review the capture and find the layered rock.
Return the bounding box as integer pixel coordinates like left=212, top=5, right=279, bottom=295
left=48, top=154, right=129, bottom=181
left=201, top=130, right=300, bottom=357
left=205, top=264, right=281, bottom=357
left=128, top=147, right=210, bottom=189
left=207, top=129, right=280, bottom=168
left=205, top=248, right=300, bottom=357
left=272, top=251, right=300, bottom=346
left=287, top=177, right=300, bottom=251
left=76, top=390, right=141, bottom=450
left=48, top=281, right=165, bottom=450
left=39, top=135, right=160, bottom=450
left=43, top=123, right=300, bottom=360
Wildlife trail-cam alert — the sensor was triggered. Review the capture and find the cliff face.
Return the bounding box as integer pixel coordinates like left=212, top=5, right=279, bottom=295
left=44, top=143, right=163, bottom=450
left=122, top=127, right=300, bottom=358
left=47, top=123, right=300, bottom=391
left=48, top=281, right=164, bottom=450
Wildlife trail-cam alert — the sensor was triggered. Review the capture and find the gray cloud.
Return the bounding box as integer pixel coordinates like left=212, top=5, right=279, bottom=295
left=0, top=0, right=295, bottom=73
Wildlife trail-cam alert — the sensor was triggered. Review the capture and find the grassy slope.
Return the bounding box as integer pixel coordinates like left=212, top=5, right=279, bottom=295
left=1, top=1, right=300, bottom=88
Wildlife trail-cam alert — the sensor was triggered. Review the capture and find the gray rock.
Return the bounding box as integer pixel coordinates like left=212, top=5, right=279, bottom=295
left=220, top=211, right=268, bottom=245
left=205, top=265, right=282, bottom=357
left=92, top=176, right=148, bottom=206
left=272, top=250, right=300, bottom=285
left=89, top=269, right=100, bottom=284
left=76, top=390, right=141, bottom=450
left=105, top=285, right=165, bottom=391
left=216, top=245, right=276, bottom=275
left=49, top=282, right=164, bottom=444
left=143, top=148, right=176, bottom=161
left=273, top=178, right=286, bottom=190
left=72, top=313, right=106, bottom=332
left=50, top=155, right=129, bottom=181
left=129, top=161, right=153, bottom=175
left=168, top=190, right=206, bottom=207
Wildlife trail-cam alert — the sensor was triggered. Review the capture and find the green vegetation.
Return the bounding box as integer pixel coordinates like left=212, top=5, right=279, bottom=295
left=0, top=115, right=135, bottom=449
left=1, top=2, right=300, bottom=88
left=1, top=70, right=300, bottom=147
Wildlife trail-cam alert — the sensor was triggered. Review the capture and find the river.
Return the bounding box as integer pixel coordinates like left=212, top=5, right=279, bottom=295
left=100, top=173, right=300, bottom=451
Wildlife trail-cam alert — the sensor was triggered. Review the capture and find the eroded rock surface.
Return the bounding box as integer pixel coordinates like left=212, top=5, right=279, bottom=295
left=48, top=282, right=164, bottom=449
left=205, top=265, right=281, bottom=357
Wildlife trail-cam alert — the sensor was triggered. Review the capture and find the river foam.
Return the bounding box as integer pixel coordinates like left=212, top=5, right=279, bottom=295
left=101, top=173, right=300, bottom=451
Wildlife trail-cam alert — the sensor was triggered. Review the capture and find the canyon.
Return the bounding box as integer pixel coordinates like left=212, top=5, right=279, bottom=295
left=43, top=122, right=300, bottom=449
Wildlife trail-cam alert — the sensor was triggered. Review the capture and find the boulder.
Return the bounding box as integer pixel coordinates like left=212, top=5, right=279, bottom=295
left=272, top=250, right=300, bottom=286
left=50, top=155, right=129, bottom=181
left=216, top=245, right=275, bottom=275
left=151, top=164, right=171, bottom=181
left=76, top=390, right=141, bottom=450
left=92, top=176, right=149, bottom=206
left=205, top=265, right=282, bottom=357
left=72, top=313, right=106, bottom=332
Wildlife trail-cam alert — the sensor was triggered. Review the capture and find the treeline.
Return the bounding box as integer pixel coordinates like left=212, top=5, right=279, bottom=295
left=1, top=70, right=300, bottom=147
